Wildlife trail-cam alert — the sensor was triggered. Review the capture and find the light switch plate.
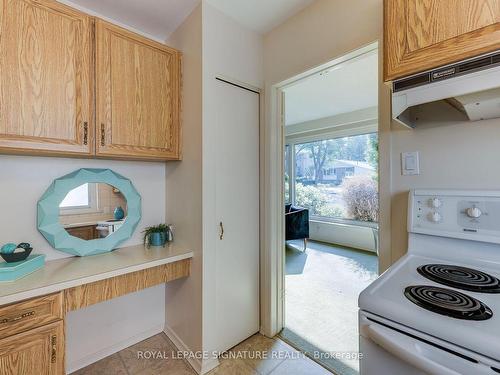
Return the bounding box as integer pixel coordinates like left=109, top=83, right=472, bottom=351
left=401, top=151, right=419, bottom=176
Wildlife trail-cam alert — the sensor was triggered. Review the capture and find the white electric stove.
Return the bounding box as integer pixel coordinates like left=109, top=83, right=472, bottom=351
left=359, top=189, right=500, bottom=375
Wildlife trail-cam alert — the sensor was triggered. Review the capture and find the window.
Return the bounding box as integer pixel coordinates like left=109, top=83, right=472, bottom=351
left=60, top=184, right=90, bottom=208
left=293, top=133, right=378, bottom=222
left=59, top=183, right=98, bottom=215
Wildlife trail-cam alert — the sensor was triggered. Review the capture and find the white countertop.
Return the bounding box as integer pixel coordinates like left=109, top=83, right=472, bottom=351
left=0, top=243, right=193, bottom=306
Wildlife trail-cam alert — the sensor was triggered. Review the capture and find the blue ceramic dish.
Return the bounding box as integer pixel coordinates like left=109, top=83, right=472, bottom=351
left=1, top=243, right=17, bottom=254
left=1, top=248, right=33, bottom=263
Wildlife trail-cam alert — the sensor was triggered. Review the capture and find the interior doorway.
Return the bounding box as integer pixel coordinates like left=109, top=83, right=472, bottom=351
left=279, top=44, right=379, bottom=374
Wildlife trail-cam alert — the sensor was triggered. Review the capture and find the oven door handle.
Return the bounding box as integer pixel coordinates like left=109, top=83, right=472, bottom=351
left=366, top=323, right=467, bottom=375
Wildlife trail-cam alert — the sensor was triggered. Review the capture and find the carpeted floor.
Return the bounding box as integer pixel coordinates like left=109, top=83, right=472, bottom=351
left=281, top=240, right=378, bottom=375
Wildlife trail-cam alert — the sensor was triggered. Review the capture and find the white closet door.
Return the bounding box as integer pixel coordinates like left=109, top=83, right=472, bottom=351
left=215, top=79, right=260, bottom=352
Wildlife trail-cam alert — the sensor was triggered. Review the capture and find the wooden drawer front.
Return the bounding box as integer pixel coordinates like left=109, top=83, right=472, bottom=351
left=0, top=293, right=63, bottom=340
left=64, top=258, right=191, bottom=311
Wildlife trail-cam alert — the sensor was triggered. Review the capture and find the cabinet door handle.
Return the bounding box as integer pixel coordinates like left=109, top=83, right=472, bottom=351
left=83, top=122, right=88, bottom=145
left=51, top=335, right=57, bottom=363
left=0, top=310, right=35, bottom=324
left=100, top=124, right=105, bottom=146
left=219, top=222, right=224, bottom=240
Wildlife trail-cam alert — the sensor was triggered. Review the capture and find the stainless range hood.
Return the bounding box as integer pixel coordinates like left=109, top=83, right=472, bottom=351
left=392, top=51, right=500, bottom=128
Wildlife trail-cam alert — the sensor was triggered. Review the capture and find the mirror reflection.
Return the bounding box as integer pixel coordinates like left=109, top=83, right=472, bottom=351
left=59, top=183, right=127, bottom=240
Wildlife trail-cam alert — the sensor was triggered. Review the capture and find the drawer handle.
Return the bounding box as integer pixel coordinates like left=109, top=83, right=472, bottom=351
left=51, top=335, right=57, bottom=363
left=100, top=124, right=105, bottom=146
left=219, top=221, right=224, bottom=240
left=83, top=122, right=88, bottom=145
left=0, top=310, right=35, bottom=324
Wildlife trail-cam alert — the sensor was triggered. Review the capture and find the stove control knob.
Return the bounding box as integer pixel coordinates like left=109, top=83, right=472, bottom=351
left=428, top=212, right=442, bottom=223
left=466, top=207, right=482, bottom=218
left=429, top=198, right=442, bottom=208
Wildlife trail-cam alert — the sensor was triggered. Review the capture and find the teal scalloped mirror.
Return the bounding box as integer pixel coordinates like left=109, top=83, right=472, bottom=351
left=37, top=169, right=142, bottom=256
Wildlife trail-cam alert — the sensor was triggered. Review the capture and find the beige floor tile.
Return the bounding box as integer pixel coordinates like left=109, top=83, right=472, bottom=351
left=75, top=333, right=333, bottom=375
left=230, top=334, right=303, bottom=375
left=207, top=358, right=258, bottom=375
left=119, top=333, right=194, bottom=375
left=72, top=353, right=128, bottom=375
left=270, top=357, right=332, bottom=375
left=132, top=359, right=196, bottom=375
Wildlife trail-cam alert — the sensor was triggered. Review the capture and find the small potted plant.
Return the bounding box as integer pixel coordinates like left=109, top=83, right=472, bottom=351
left=142, top=224, right=169, bottom=247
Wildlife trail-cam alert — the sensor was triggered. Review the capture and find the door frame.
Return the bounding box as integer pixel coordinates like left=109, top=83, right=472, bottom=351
left=260, top=41, right=382, bottom=338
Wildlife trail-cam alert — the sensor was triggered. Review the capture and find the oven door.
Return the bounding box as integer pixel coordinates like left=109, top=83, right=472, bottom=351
left=359, top=312, right=495, bottom=375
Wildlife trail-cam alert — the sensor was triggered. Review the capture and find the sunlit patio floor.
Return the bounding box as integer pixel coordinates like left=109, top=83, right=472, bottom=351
left=281, top=240, right=378, bottom=375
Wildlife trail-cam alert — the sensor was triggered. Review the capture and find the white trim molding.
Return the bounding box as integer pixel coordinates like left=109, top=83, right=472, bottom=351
left=285, top=106, right=378, bottom=139
left=164, top=325, right=220, bottom=375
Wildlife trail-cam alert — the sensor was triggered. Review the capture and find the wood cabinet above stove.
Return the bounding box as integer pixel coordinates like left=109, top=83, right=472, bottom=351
left=384, top=0, right=500, bottom=81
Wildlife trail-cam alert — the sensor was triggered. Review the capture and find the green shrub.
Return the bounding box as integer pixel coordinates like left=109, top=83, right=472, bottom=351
left=341, top=176, right=378, bottom=222
left=295, top=183, right=324, bottom=216
left=295, top=183, right=344, bottom=218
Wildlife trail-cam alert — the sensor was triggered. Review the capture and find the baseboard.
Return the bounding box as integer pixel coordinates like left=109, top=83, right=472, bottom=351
left=163, top=325, right=220, bottom=374
left=67, top=324, right=164, bottom=374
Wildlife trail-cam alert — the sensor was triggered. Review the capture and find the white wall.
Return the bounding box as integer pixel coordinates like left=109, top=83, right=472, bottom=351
left=390, top=117, right=500, bottom=262
left=66, top=284, right=165, bottom=372
left=164, top=3, right=204, bottom=372
left=0, top=155, right=166, bottom=371
left=0, top=156, right=165, bottom=259
left=164, top=3, right=263, bottom=373
left=309, top=221, right=377, bottom=253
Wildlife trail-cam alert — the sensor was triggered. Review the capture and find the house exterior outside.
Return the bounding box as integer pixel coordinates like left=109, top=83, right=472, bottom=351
left=296, top=154, right=375, bottom=185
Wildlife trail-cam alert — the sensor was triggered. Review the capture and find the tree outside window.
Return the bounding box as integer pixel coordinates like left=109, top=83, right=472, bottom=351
left=292, top=133, right=378, bottom=222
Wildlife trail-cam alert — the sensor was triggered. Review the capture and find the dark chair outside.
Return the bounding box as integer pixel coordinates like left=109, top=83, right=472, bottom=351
left=285, top=204, right=310, bottom=251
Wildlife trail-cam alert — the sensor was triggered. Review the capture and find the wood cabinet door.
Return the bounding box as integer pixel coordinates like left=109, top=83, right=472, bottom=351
left=96, top=20, right=182, bottom=160
left=0, top=0, right=94, bottom=155
left=0, top=321, right=64, bottom=375
left=384, top=0, right=500, bottom=81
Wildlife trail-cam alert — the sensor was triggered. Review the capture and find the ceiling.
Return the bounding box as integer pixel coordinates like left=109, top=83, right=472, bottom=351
left=206, top=0, right=315, bottom=34
left=59, top=0, right=200, bottom=41
left=284, top=51, right=378, bottom=126
left=60, top=0, right=314, bottom=41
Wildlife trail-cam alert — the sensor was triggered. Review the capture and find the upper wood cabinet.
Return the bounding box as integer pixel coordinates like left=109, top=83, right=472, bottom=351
left=0, top=0, right=94, bottom=155
left=96, top=20, right=182, bottom=160
left=0, top=0, right=182, bottom=161
left=384, top=0, right=500, bottom=81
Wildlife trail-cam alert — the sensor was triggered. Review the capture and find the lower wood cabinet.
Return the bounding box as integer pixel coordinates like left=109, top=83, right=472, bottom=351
left=0, top=320, right=64, bottom=375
